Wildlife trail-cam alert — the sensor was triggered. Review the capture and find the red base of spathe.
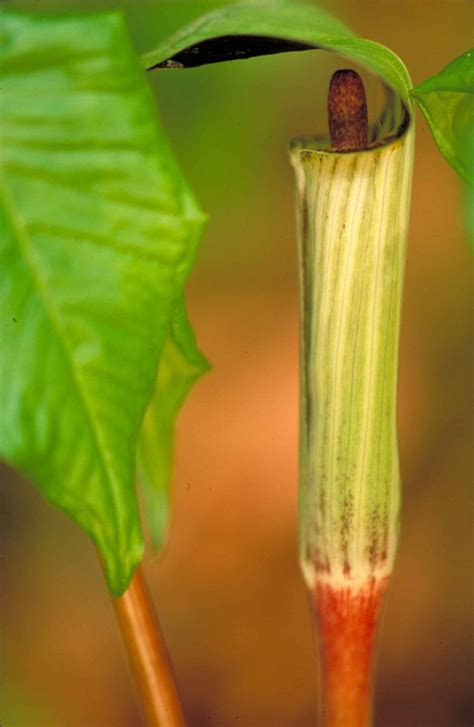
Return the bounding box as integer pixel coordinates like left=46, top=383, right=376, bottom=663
left=312, top=577, right=389, bottom=727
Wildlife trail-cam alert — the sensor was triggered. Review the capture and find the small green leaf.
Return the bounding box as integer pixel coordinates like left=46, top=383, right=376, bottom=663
left=0, top=9, right=205, bottom=595
left=138, top=297, right=210, bottom=548
left=410, top=50, right=474, bottom=184
left=142, top=0, right=412, bottom=116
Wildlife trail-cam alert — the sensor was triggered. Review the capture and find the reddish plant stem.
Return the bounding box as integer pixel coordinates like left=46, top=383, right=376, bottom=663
left=112, top=565, right=186, bottom=727
left=311, top=577, right=389, bottom=727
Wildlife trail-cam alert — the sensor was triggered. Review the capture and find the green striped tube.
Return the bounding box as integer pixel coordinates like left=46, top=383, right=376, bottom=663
left=290, top=123, right=414, bottom=591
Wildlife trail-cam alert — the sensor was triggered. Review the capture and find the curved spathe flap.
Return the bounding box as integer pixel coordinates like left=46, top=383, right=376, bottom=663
left=142, top=0, right=413, bottom=136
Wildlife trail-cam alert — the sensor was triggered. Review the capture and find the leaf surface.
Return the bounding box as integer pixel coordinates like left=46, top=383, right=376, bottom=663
left=411, top=50, right=474, bottom=184
left=0, top=9, right=205, bottom=595
left=138, top=298, right=210, bottom=548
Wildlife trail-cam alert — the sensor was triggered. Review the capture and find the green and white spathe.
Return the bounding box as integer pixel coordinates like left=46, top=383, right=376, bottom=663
left=291, top=115, right=414, bottom=589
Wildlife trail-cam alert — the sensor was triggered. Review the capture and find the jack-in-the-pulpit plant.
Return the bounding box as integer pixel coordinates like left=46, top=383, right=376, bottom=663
left=1, top=1, right=471, bottom=724
left=291, top=73, right=413, bottom=725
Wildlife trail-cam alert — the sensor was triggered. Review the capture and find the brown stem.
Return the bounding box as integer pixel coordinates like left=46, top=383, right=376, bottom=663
left=111, top=564, right=186, bottom=727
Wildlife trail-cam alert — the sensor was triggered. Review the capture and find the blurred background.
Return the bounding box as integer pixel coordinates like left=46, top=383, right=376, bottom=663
left=1, top=1, right=472, bottom=725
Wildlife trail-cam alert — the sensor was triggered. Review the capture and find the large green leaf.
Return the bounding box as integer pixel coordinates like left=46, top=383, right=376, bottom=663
left=138, top=298, right=210, bottom=549
left=410, top=50, right=474, bottom=185
left=0, top=9, right=206, bottom=595
left=142, top=0, right=413, bottom=115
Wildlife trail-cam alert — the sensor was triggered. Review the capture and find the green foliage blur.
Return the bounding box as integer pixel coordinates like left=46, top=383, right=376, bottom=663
left=1, top=1, right=472, bottom=726
left=411, top=50, right=474, bottom=185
